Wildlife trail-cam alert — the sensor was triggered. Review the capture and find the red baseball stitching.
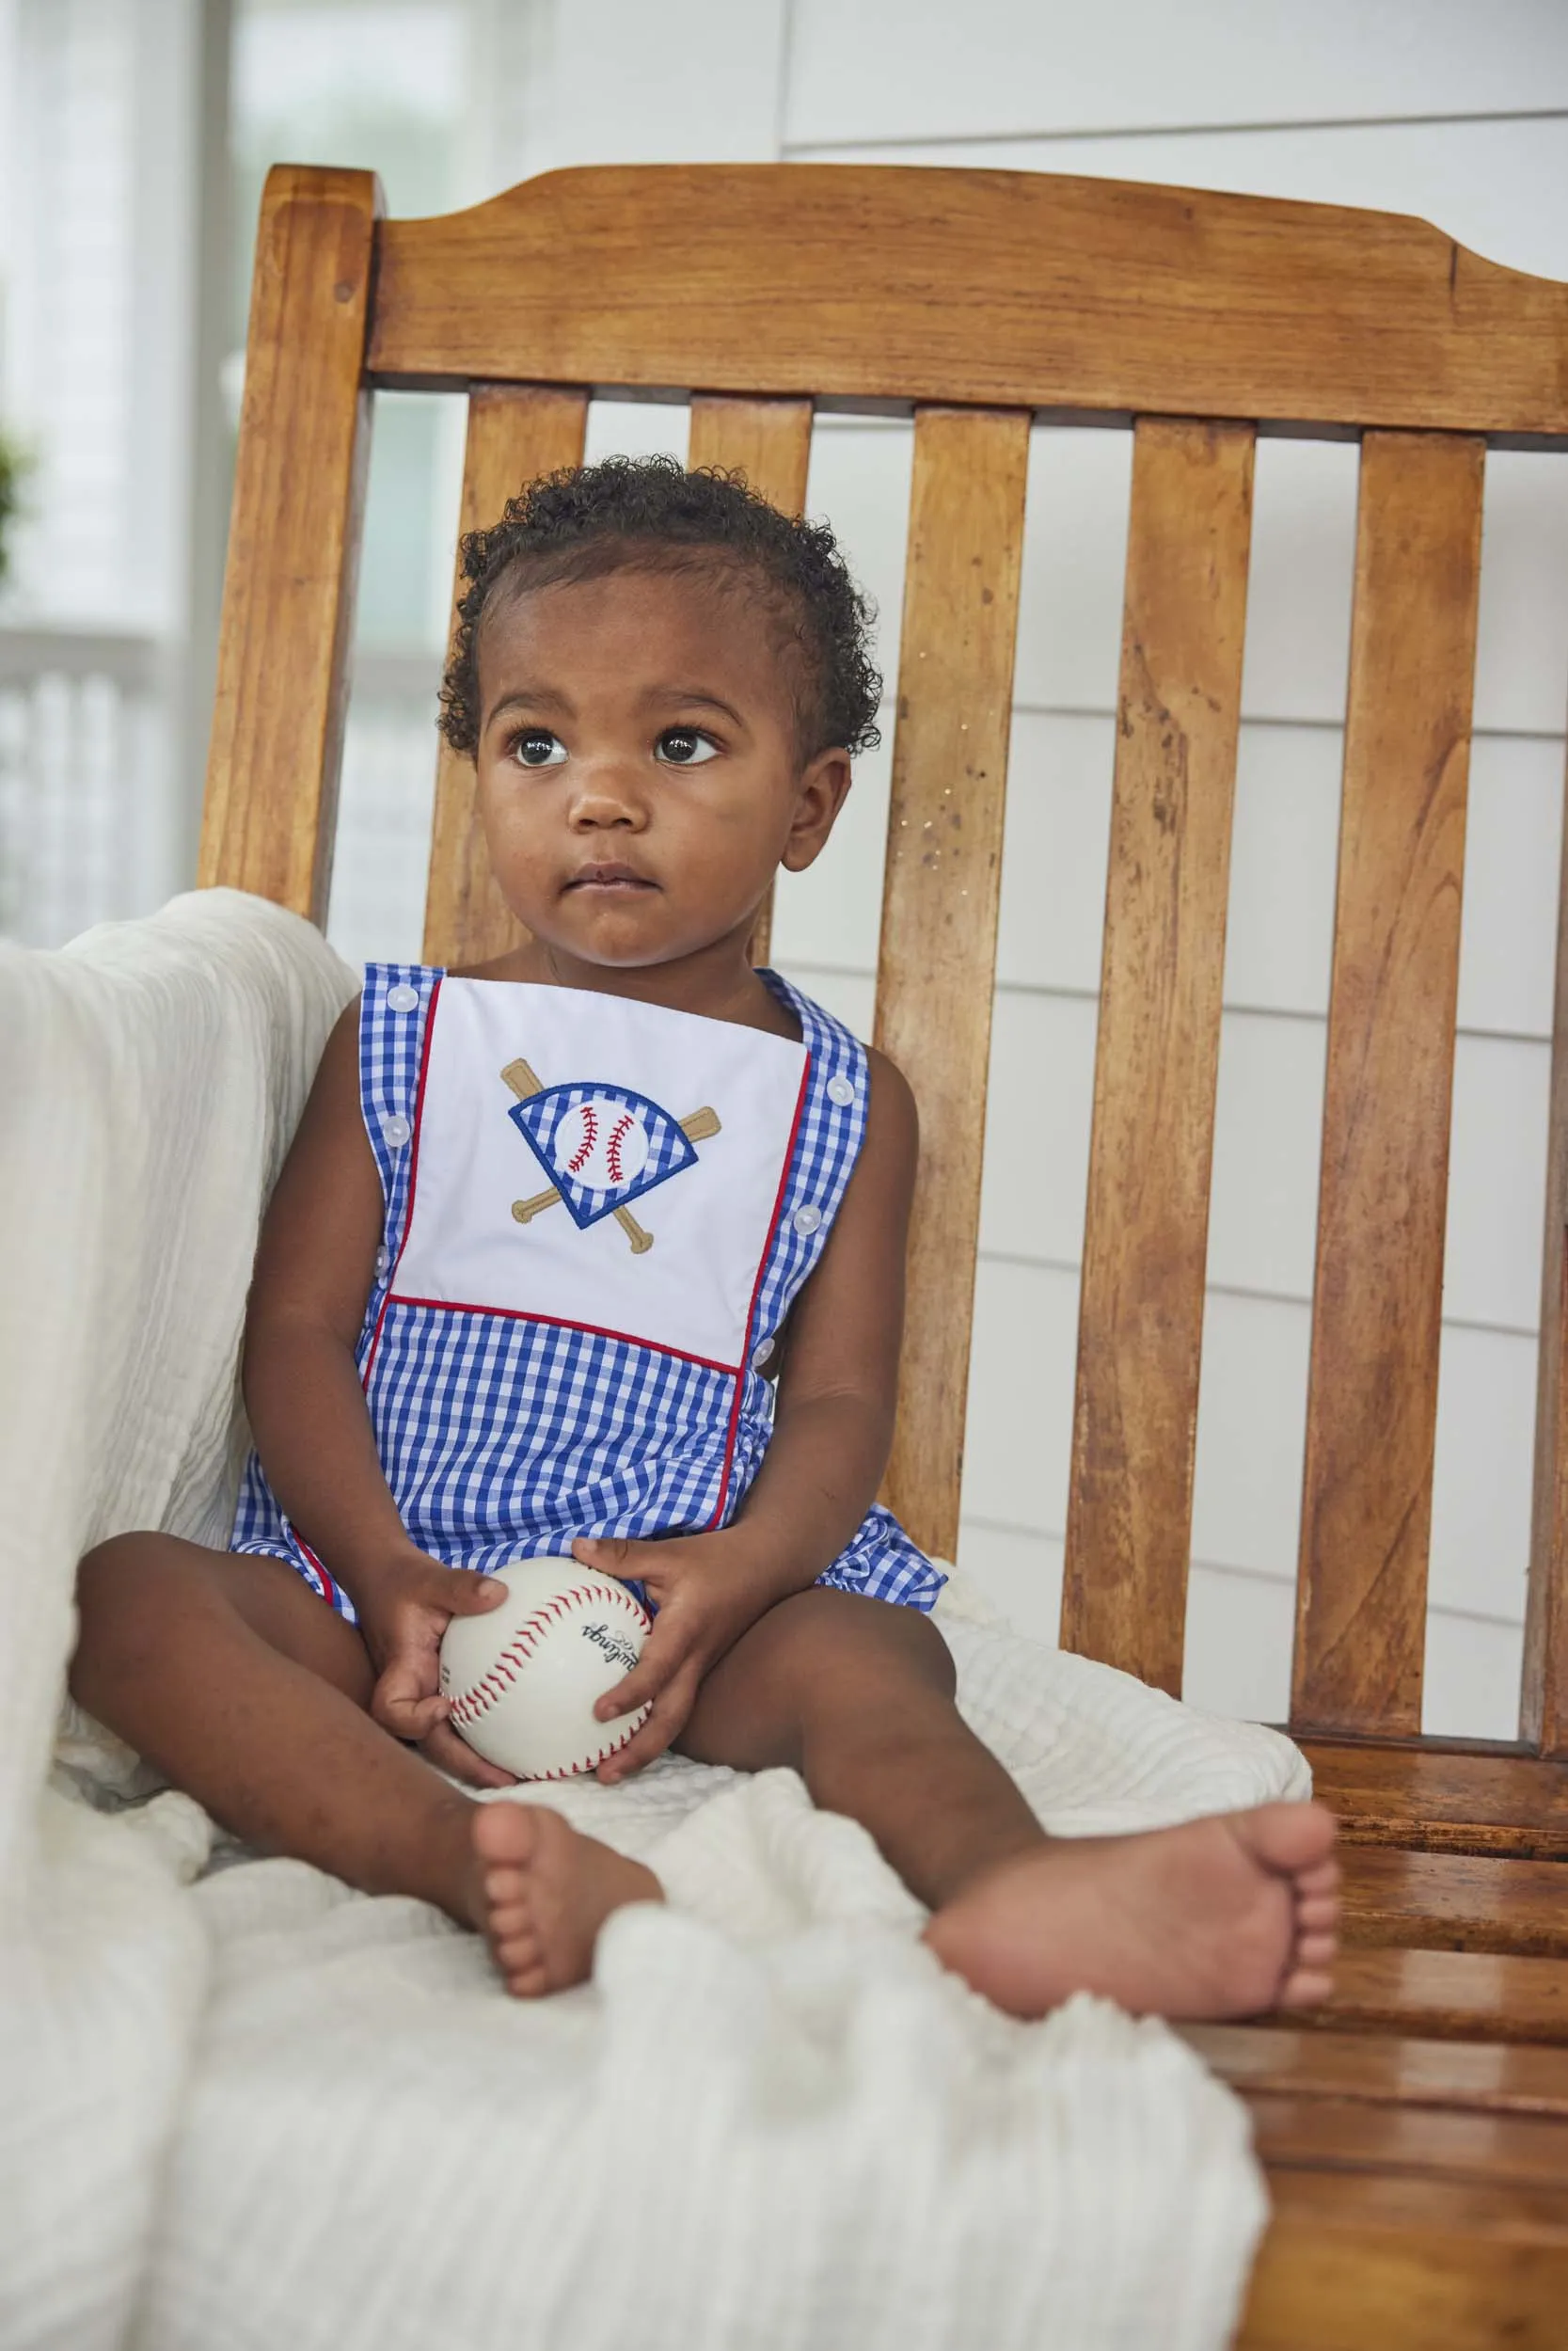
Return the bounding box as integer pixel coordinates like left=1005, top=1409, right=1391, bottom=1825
left=606, top=1111, right=636, bottom=1186
left=447, top=1579, right=651, bottom=1771
left=564, top=1103, right=597, bottom=1176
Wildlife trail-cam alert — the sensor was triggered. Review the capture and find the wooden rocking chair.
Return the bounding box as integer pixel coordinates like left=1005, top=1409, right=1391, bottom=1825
left=200, top=158, right=1568, bottom=2346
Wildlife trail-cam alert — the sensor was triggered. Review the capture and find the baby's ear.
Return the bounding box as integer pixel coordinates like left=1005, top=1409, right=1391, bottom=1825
left=782, top=747, right=853, bottom=873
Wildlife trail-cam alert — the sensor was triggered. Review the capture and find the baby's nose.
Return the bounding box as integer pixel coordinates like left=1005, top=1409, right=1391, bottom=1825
left=568, top=762, right=648, bottom=827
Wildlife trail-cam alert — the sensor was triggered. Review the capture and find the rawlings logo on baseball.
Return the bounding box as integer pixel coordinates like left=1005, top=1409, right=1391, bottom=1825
left=438, top=1558, right=653, bottom=1782
left=580, top=1617, right=641, bottom=1676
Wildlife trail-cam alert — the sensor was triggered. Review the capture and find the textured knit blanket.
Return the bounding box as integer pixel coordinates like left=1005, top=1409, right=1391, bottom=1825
left=0, top=891, right=1307, bottom=2351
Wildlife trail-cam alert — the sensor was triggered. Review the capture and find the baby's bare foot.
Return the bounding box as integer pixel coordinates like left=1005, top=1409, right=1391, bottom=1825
left=924, top=1802, right=1339, bottom=2022
left=468, top=1800, right=662, bottom=1996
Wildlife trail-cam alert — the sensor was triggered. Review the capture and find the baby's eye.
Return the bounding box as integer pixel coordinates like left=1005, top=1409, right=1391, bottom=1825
left=655, top=728, right=719, bottom=768
left=512, top=729, right=567, bottom=769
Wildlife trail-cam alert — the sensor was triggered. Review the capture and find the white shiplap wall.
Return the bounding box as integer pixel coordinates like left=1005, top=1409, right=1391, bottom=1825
left=751, top=0, right=1568, bottom=1733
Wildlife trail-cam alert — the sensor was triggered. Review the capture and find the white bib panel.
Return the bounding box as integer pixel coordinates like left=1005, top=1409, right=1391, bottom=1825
left=392, top=978, right=809, bottom=1371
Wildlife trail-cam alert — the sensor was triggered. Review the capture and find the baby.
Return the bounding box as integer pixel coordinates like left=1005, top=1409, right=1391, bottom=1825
left=71, top=456, right=1338, bottom=2019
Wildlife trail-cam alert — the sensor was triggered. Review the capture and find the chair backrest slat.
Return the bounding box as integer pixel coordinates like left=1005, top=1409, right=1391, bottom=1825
left=199, top=165, right=379, bottom=921
left=422, top=383, right=588, bottom=968
left=686, top=395, right=814, bottom=966
left=1060, top=416, right=1256, bottom=1696
left=875, top=405, right=1030, bottom=1561
left=688, top=394, right=813, bottom=506
left=1291, top=429, right=1485, bottom=1735
left=1528, top=1232, right=1568, bottom=1751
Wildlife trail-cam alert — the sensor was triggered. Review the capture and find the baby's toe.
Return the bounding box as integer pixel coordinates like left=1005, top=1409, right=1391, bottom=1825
left=1276, top=1966, right=1334, bottom=2009
left=1294, top=1855, right=1340, bottom=1902
left=485, top=1859, right=530, bottom=1904
left=474, top=1800, right=542, bottom=1867
left=505, top=1953, right=553, bottom=1997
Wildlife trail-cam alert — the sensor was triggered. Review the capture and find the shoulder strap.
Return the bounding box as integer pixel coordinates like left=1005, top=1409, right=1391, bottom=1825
left=751, top=972, right=871, bottom=1344
left=359, top=962, right=442, bottom=1247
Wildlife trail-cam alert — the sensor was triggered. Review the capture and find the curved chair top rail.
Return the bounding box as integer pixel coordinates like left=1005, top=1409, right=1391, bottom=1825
left=339, top=160, right=1568, bottom=441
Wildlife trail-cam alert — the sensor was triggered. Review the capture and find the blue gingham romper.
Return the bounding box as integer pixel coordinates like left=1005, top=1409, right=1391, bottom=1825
left=231, top=963, right=944, bottom=1619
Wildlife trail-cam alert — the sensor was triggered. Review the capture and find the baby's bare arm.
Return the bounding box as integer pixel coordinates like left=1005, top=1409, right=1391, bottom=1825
left=242, top=1001, right=410, bottom=1586
left=727, top=1043, right=918, bottom=1585
left=242, top=1002, right=511, bottom=1777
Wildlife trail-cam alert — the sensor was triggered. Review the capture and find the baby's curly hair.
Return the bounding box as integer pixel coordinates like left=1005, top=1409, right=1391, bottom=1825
left=438, top=454, right=881, bottom=764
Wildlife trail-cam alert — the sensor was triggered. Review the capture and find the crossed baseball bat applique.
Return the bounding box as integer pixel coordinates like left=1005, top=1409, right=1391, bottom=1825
left=502, top=1062, right=723, bottom=1260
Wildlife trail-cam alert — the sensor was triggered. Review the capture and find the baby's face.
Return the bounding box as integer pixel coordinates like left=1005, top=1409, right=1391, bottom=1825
left=472, top=564, right=850, bottom=972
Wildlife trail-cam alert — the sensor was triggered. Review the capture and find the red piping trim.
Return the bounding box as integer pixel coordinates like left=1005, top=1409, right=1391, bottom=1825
left=706, top=1049, right=812, bottom=1531
left=293, top=1533, right=343, bottom=1613
left=363, top=974, right=442, bottom=1391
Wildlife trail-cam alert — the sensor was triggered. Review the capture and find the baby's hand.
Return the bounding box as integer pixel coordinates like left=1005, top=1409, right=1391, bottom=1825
left=356, top=1550, right=516, bottom=1788
left=574, top=1532, right=776, bottom=1782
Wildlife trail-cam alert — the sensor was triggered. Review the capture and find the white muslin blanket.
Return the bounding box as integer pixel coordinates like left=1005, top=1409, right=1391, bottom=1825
left=0, top=892, right=1307, bottom=2351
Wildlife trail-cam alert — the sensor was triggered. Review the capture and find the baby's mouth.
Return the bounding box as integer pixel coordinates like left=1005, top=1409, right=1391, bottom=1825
left=563, top=863, right=657, bottom=894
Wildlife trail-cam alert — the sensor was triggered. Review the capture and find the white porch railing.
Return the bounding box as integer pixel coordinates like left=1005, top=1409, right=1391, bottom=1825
left=0, top=632, right=446, bottom=962
left=0, top=627, right=173, bottom=947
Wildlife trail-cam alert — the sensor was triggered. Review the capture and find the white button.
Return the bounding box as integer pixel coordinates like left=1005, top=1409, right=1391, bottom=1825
left=827, top=1074, right=856, bottom=1107
left=387, top=983, right=419, bottom=1013
left=752, top=1337, right=774, bottom=1369
left=792, top=1205, right=822, bottom=1236
left=374, top=1247, right=390, bottom=1276
left=382, top=1113, right=411, bottom=1148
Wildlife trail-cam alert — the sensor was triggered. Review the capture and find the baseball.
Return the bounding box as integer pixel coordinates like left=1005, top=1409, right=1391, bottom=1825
left=438, top=1556, right=652, bottom=1781
left=553, top=1096, right=649, bottom=1192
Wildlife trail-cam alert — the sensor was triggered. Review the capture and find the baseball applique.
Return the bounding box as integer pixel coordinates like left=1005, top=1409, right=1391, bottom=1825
left=502, top=1055, right=721, bottom=1253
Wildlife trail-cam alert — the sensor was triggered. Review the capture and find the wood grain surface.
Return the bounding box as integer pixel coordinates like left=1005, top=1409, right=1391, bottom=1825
left=198, top=164, right=379, bottom=918
left=421, top=384, right=588, bottom=969
left=1248, top=2090, right=1568, bottom=2189
left=1292, top=432, right=1485, bottom=1736
left=874, top=405, right=1029, bottom=1560
left=1060, top=418, right=1254, bottom=1692
left=1241, top=2168, right=1568, bottom=2351
left=685, top=395, right=814, bottom=968
left=1304, top=1739, right=1568, bottom=1858
left=1340, top=1846, right=1568, bottom=1959
left=1186, top=2022, right=1568, bottom=2118
left=687, top=393, right=812, bottom=508
left=367, top=166, right=1568, bottom=437
left=1311, top=1946, right=1568, bottom=2044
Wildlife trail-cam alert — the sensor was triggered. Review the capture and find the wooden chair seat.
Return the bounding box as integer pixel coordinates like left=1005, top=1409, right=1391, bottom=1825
left=1304, top=1740, right=1568, bottom=1862
left=1243, top=2169, right=1568, bottom=2351
left=1317, top=1950, right=1568, bottom=2046
left=1340, top=1847, right=1568, bottom=1961
left=1191, top=2027, right=1568, bottom=2349
left=203, top=158, right=1568, bottom=2343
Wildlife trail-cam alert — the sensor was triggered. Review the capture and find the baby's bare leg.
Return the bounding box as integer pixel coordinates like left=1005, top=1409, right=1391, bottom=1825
left=676, top=1589, right=1339, bottom=2022
left=676, top=1588, right=1044, bottom=1904
left=72, top=1533, right=657, bottom=1988
left=72, top=1534, right=483, bottom=1916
